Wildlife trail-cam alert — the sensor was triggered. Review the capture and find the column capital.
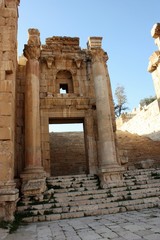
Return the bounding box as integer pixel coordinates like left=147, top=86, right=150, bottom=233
left=24, top=28, right=41, bottom=60
left=91, top=49, right=109, bottom=64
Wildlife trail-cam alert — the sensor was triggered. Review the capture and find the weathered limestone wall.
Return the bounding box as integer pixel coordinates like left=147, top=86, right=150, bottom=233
left=0, top=0, right=19, bottom=220
left=50, top=131, right=160, bottom=171
left=50, top=132, right=87, bottom=176
left=118, top=100, right=160, bottom=141
left=117, top=130, right=160, bottom=169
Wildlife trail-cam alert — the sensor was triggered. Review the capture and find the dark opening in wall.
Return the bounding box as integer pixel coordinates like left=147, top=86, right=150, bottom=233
left=59, top=83, right=68, bottom=94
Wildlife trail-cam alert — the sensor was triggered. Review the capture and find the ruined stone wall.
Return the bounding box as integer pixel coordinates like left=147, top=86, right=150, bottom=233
left=0, top=0, right=19, bottom=221
left=117, top=130, right=160, bottom=169
left=50, top=132, right=87, bottom=176
left=57, top=132, right=160, bottom=170
left=118, top=100, right=160, bottom=141
left=0, top=0, right=19, bottom=180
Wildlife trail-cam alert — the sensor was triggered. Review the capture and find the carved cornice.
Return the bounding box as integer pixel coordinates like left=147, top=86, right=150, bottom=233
left=23, top=29, right=41, bottom=60
left=148, top=51, right=160, bottom=73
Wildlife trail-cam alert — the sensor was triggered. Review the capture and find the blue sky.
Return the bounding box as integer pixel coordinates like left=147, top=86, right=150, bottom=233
left=18, top=0, right=160, bottom=113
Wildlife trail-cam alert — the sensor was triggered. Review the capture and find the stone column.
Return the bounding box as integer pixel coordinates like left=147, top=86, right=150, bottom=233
left=0, top=0, right=19, bottom=221
left=88, top=37, right=124, bottom=185
left=20, top=29, right=46, bottom=198
left=148, top=23, right=160, bottom=102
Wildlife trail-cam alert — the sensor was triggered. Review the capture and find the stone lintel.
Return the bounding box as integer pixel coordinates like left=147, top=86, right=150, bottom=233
left=87, top=37, right=103, bottom=50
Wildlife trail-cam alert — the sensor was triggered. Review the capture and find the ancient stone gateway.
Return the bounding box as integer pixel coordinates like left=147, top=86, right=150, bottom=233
left=19, top=31, right=123, bottom=189
left=0, top=1, right=124, bottom=220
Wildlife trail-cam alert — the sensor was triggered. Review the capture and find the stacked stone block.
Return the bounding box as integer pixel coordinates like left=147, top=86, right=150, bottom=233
left=50, top=132, right=86, bottom=176
left=0, top=0, right=19, bottom=221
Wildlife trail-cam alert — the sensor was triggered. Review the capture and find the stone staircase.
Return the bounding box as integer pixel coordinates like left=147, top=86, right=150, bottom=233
left=16, top=168, right=160, bottom=223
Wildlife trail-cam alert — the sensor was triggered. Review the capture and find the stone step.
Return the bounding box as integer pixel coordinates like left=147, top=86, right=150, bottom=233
left=124, top=168, right=160, bottom=177
left=52, top=186, right=99, bottom=194
left=52, top=181, right=160, bottom=198
left=54, top=184, right=160, bottom=202
left=17, top=184, right=160, bottom=212
left=47, top=174, right=96, bottom=181
left=16, top=170, right=160, bottom=223
left=20, top=197, right=160, bottom=223
left=47, top=181, right=98, bottom=189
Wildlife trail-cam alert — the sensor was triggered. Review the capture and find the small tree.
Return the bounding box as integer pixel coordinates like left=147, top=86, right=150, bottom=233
left=140, top=96, right=156, bottom=107
left=114, top=85, right=128, bottom=117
